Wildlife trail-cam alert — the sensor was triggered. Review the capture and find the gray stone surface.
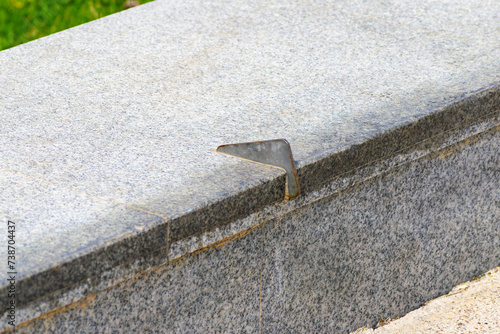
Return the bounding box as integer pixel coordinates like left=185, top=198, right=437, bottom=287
left=168, top=114, right=499, bottom=262
left=260, top=127, right=499, bottom=333
left=0, top=169, right=166, bottom=309
left=4, top=248, right=165, bottom=330
left=353, top=267, right=500, bottom=334
left=0, top=0, right=499, bottom=327
left=9, top=119, right=499, bottom=333
left=11, top=222, right=262, bottom=334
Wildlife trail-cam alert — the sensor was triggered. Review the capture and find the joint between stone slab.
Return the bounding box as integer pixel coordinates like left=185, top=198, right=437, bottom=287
left=168, top=221, right=264, bottom=263
left=166, top=219, right=171, bottom=262
left=0, top=242, right=168, bottom=330
left=7, top=292, right=97, bottom=333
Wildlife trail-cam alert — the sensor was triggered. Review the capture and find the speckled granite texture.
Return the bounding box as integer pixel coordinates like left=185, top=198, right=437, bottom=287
left=353, top=267, right=500, bottom=333
left=11, top=223, right=263, bottom=334
left=9, top=123, right=499, bottom=333
left=0, top=0, right=499, bottom=331
left=260, top=127, right=500, bottom=333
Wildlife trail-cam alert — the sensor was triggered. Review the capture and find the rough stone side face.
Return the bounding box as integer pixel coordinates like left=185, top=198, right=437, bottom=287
left=353, top=267, right=500, bottom=334
left=12, top=128, right=499, bottom=333
left=260, top=128, right=499, bottom=333
left=11, top=226, right=262, bottom=334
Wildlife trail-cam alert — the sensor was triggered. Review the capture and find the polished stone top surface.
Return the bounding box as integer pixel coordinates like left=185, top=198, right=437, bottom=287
left=0, top=0, right=498, bottom=302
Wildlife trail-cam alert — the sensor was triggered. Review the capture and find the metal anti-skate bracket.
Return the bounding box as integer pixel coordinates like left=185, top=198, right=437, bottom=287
left=216, top=139, right=299, bottom=199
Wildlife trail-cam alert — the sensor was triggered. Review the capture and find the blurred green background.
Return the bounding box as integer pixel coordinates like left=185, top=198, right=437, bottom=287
left=0, top=0, right=154, bottom=51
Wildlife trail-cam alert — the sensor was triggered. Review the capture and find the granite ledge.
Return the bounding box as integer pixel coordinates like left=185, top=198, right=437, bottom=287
left=6, top=114, right=500, bottom=333
left=0, top=86, right=500, bottom=324
left=168, top=106, right=500, bottom=262
left=0, top=85, right=498, bottom=317
left=1, top=0, right=499, bottom=319
left=168, top=85, right=500, bottom=244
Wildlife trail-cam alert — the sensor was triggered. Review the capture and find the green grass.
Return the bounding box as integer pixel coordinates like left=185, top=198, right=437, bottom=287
left=0, top=0, right=154, bottom=51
